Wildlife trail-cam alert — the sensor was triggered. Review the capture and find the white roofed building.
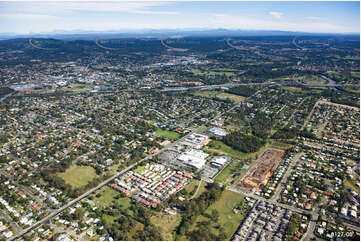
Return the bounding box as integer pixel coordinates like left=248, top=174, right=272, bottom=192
left=210, top=156, right=228, bottom=168
left=208, top=127, right=227, bottom=137
left=177, top=149, right=208, bottom=169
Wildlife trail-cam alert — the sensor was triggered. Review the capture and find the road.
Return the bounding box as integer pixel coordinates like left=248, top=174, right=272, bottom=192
left=0, top=168, right=53, bottom=212
left=0, top=209, right=22, bottom=234
left=10, top=160, right=139, bottom=240
left=94, top=38, right=122, bottom=51
left=292, top=36, right=306, bottom=50
left=320, top=75, right=336, bottom=86
left=189, top=179, right=203, bottom=200
left=9, top=80, right=254, bottom=240
left=6, top=83, right=358, bottom=240
left=4, top=79, right=358, bottom=102
left=301, top=98, right=320, bottom=130
left=159, top=82, right=275, bottom=92
left=229, top=148, right=360, bottom=240
left=28, top=39, right=58, bottom=51
left=271, top=153, right=303, bottom=202
left=49, top=223, right=82, bottom=240
left=9, top=101, right=229, bottom=240
left=225, top=39, right=248, bottom=51
left=225, top=38, right=264, bottom=57
left=0, top=92, right=14, bottom=103
left=160, top=39, right=188, bottom=52
left=226, top=186, right=314, bottom=216
left=282, top=97, right=309, bottom=128
left=303, top=212, right=319, bottom=241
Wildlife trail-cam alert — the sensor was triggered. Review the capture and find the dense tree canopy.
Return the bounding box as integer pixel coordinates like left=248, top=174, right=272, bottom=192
left=224, top=131, right=265, bottom=153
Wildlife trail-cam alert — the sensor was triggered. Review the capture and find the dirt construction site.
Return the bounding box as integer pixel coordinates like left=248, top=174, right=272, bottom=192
left=236, top=149, right=285, bottom=193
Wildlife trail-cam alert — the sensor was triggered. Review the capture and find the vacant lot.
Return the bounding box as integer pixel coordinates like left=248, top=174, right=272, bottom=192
left=194, top=91, right=218, bottom=97
left=58, top=83, right=92, bottom=93
left=344, top=87, right=360, bottom=94
left=237, top=149, right=285, bottom=192
left=192, top=190, right=246, bottom=240
left=217, top=93, right=246, bottom=104
left=155, top=128, right=180, bottom=140
left=194, top=91, right=245, bottom=104
left=58, top=165, right=97, bottom=188
left=344, top=176, right=360, bottom=195
left=185, top=179, right=207, bottom=199
left=190, top=69, right=237, bottom=77
left=151, top=212, right=182, bottom=240
left=302, top=75, right=328, bottom=85
left=281, top=86, right=303, bottom=92
left=92, top=186, right=132, bottom=208
left=204, top=140, right=265, bottom=160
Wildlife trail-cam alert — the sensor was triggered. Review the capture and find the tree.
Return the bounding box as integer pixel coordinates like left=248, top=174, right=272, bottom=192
left=74, top=208, right=84, bottom=220
left=224, top=131, right=265, bottom=153
left=211, top=209, right=219, bottom=221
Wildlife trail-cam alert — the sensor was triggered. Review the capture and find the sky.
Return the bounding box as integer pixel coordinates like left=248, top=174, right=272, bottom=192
left=0, top=0, right=359, bottom=34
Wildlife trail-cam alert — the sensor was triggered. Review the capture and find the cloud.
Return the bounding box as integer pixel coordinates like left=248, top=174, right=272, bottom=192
left=269, top=11, right=283, bottom=19
left=211, top=13, right=228, bottom=18
left=206, top=13, right=357, bottom=33
left=0, top=1, right=358, bottom=34
left=0, top=13, right=58, bottom=20
left=130, top=10, right=178, bottom=15
left=0, top=1, right=177, bottom=16
left=306, top=16, right=321, bottom=21
left=59, top=1, right=175, bottom=14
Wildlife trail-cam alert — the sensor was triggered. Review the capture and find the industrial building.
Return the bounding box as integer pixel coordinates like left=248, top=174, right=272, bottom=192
left=208, top=127, right=227, bottom=137
left=177, top=149, right=209, bottom=169
left=182, top=133, right=209, bottom=148
left=210, top=156, right=229, bottom=168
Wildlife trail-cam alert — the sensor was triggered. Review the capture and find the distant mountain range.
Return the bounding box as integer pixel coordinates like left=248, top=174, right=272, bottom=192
left=0, top=28, right=359, bottom=40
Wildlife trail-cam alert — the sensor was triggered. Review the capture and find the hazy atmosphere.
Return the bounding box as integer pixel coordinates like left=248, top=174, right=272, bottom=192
left=0, top=0, right=360, bottom=34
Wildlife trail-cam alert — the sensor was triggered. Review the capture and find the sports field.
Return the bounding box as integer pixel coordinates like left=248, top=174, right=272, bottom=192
left=155, top=128, right=180, bottom=140
left=57, top=165, right=98, bottom=188
left=58, top=83, right=92, bottom=92
left=194, top=91, right=245, bottom=104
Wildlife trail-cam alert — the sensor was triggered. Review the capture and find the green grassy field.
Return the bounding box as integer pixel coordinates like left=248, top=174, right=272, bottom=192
left=58, top=83, right=92, bottom=93
left=280, top=86, right=324, bottom=94
left=303, top=75, right=328, bottom=85
left=280, top=86, right=303, bottom=92
left=151, top=213, right=182, bottom=240
left=192, top=190, right=246, bottom=240
left=207, top=141, right=283, bottom=184
left=217, top=93, right=246, bottom=104
left=214, top=160, right=249, bottom=185
left=193, top=91, right=218, bottom=97
left=94, top=186, right=133, bottom=225
left=344, top=177, right=360, bottom=195
left=344, top=87, right=360, bottom=94
left=268, top=140, right=293, bottom=150
left=128, top=222, right=145, bottom=239
left=57, top=165, right=98, bottom=188
left=92, top=186, right=123, bottom=207
left=345, top=56, right=360, bottom=61
left=268, top=76, right=293, bottom=81
left=194, top=91, right=245, bottom=104
left=133, top=164, right=147, bottom=175
left=216, top=68, right=238, bottom=71
left=185, top=180, right=207, bottom=199
left=204, top=140, right=265, bottom=160
left=215, top=163, right=237, bottom=183
left=214, top=164, right=234, bottom=183
left=154, top=128, right=180, bottom=140
left=190, top=69, right=237, bottom=77
left=351, top=72, right=360, bottom=78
